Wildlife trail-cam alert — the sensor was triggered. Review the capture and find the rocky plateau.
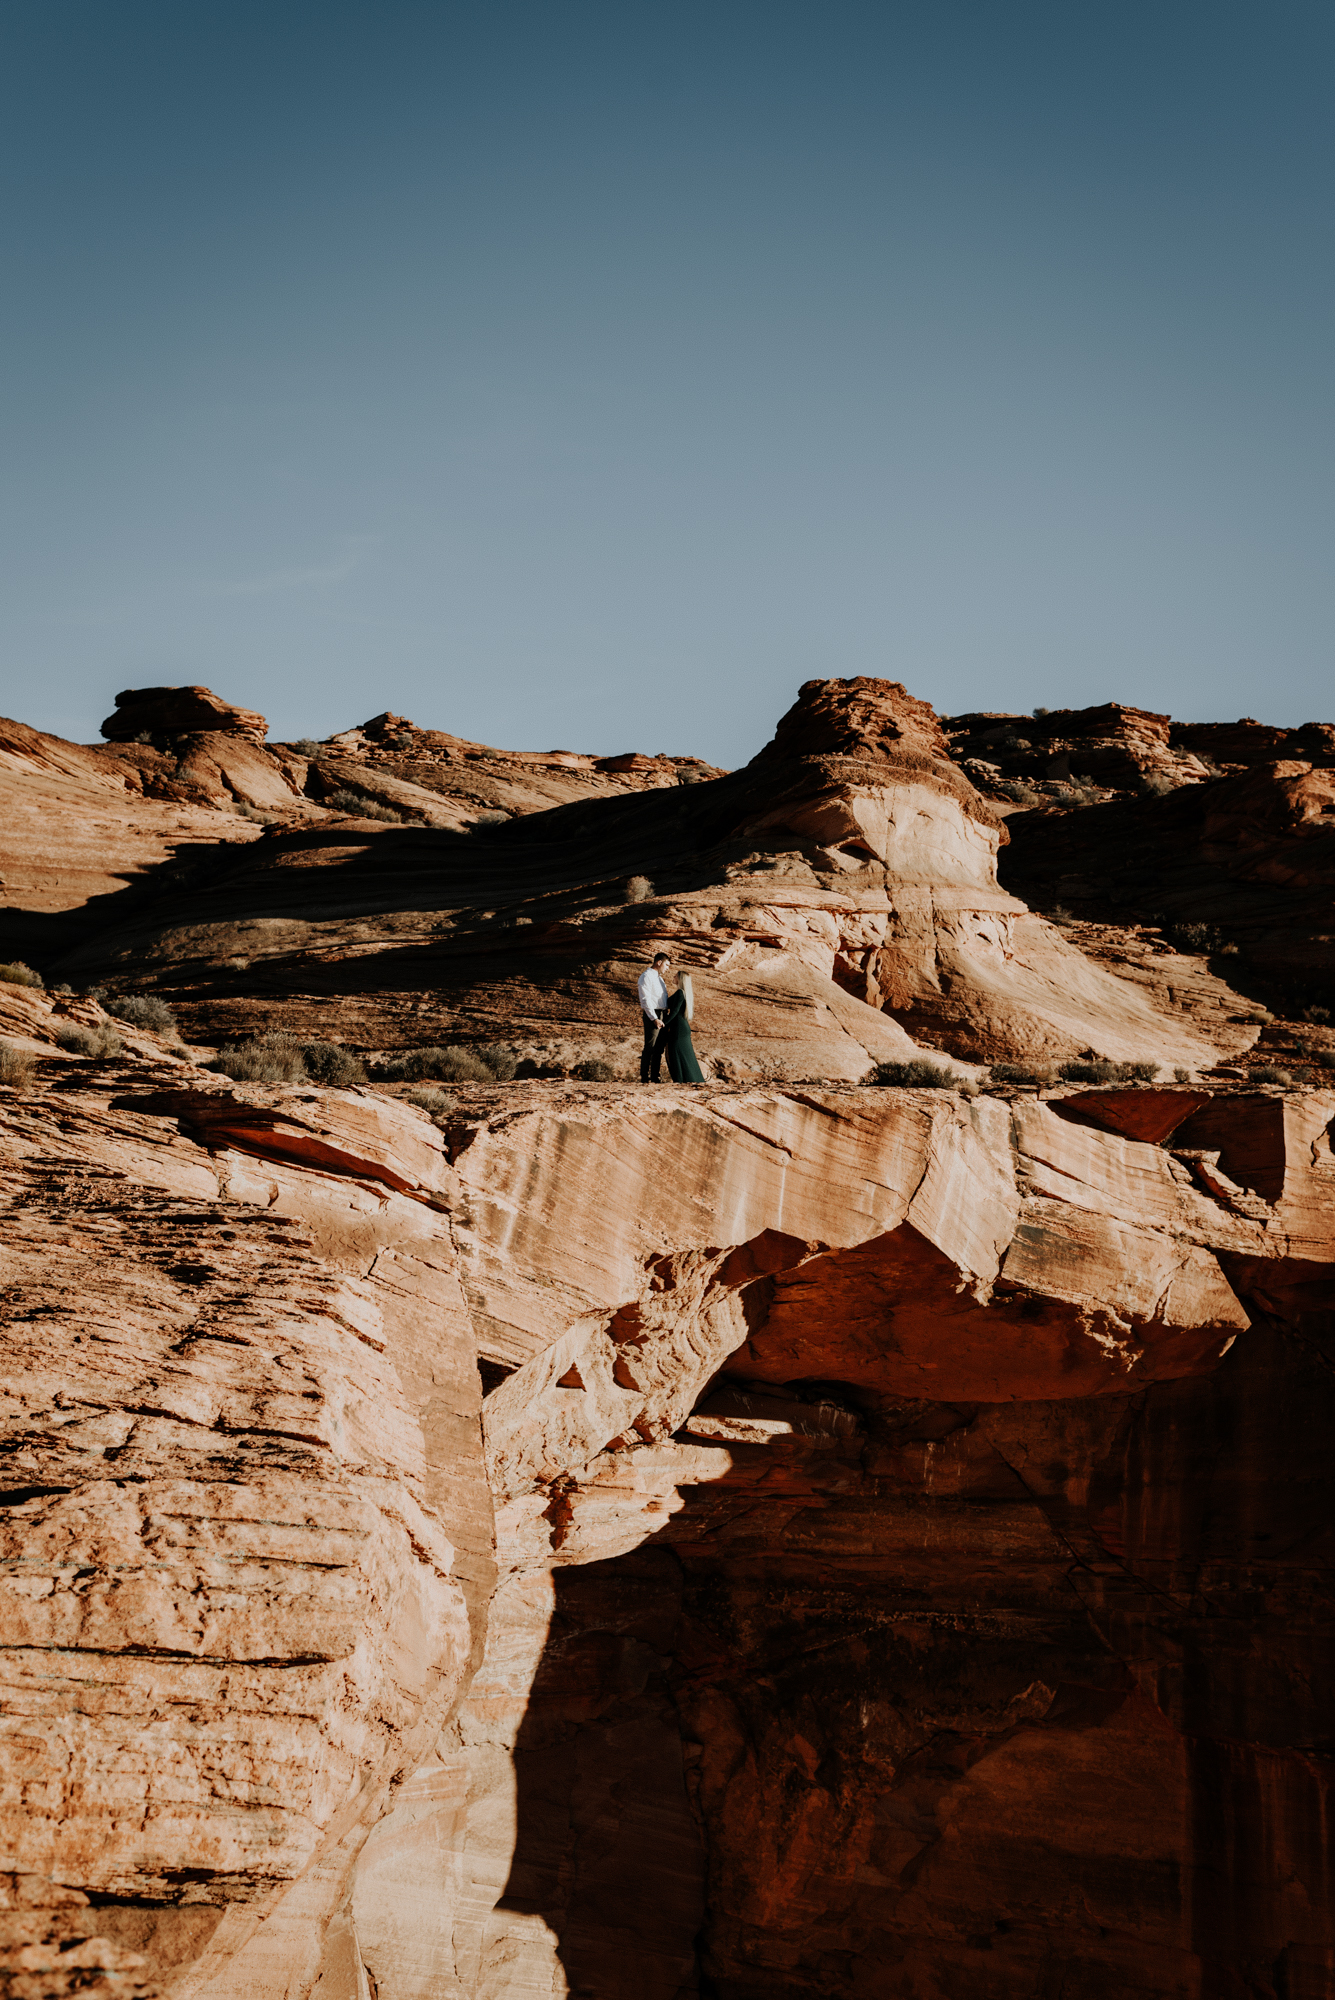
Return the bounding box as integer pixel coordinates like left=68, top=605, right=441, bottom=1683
left=0, top=677, right=1332, bottom=1999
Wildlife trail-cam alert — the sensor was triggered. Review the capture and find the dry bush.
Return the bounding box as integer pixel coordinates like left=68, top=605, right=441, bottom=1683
left=235, top=803, right=278, bottom=824
left=403, top=1087, right=456, bottom=1125
left=213, top=1034, right=307, bottom=1083
left=472, top=810, right=509, bottom=827
left=293, top=738, right=321, bottom=756
left=1168, top=922, right=1222, bottom=952
left=1174, top=1066, right=1193, bottom=1082
left=1142, top=773, right=1176, bottom=796
left=380, top=1045, right=493, bottom=1084
left=0, top=1043, right=35, bottom=1085
left=572, top=1058, right=617, bottom=1081
left=299, top=1040, right=367, bottom=1086
left=990, top=1061, right=1055, bottom=1087
left=476, top=1043, right=518, bottom=1081
left=0, top=961, right=43, bottom=988
left=1251, top=1065, right=1293, bottom=1086
left=1057, top=1058, right=1160, bottom=1085
left=623, top=875, right=654, bottom=902
left=57, top=1026, right=123, bottom=1060
left=105, top=994, right=178, bottom=1037
left=325, top=788, right=411, bottom=823
left=874, top=1058, right=965, bottom=1090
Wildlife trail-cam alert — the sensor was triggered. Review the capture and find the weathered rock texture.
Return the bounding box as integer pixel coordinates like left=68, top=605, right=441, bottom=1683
left=3, top=679, right=1275, bottom=1078
left=2, top=675, right=1334, bottom=1998
left=1, top=951, right=1333, bottom=1997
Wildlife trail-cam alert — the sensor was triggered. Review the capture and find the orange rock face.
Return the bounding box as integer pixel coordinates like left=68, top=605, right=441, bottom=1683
left=0, top=676, right=1333, bottom=1998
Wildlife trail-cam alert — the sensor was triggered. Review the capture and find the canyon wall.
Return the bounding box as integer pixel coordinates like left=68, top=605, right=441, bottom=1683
left=1, top=965, right=1332, bottom=1997
left=2, top=675, right=1333, bottom=1997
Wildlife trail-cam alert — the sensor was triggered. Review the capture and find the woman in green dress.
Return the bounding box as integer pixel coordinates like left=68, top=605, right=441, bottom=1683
left=662, top=972, right=704, bottom=1083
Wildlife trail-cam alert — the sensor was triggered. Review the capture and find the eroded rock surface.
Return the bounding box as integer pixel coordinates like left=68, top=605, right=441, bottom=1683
left=1, top=966, right=1332, bottom=1995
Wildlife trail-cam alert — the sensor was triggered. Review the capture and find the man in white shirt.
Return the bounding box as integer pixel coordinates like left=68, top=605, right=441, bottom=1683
left=637, top=952, right=671, bottom=1082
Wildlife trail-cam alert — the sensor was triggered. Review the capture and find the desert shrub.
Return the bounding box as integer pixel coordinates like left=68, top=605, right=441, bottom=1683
left=1239, top=1009, right=1272, bottom=1026
left=1250, top=1065, right=1293, bottom=1086
left=57, top=1026, right=123, bottom=1059
left=104, top=994, right=179, bottom=1036
left=235, top=803, right=278, bottom=824
left=214, top=1043, right=306, bottom=1083
left=476, top=1043, right=518, bottom=1081
left=299, top=1040, right=368, bottom=1087
left=1049, top=905, right=1076, bottom=926
left=989, top=1062, right=1054, bottom=1086
left=403, top=1086, right=456, bottom=1118
left=623, top=875, right=654, bottom=902
left=0, top=1042, right=35, bottom=1085
left=1032, top=706, right=1050, bottom=718
left=1173, top=1066, right=1193, bottom=1082
left=1058, top=1057, right=1160, bottom=1085
left=1315, top=1050, right=1335, bottom=1070
left=380, top=1045, right=493, bottom=1084
left=1168, top=922, right=1222, bottom=952
left=874, top=1058, right=964, bottom=1089
left=1141, top=773, right=1176, bottom=796
left=572, top=1058, right=617, bottom=1081
left=677, top=768, right=709, bottom=785
left=0, top=961, right=43, bottom=988
left=998, top=734, right=1032, bottom=753
left=325, top=788, right=410, bottom=823
left=1058, top=1058, right=1119, bottom=1085
left=998, top=780, right=1040, bottom=806
left=1304, top=1006, right=1331, bottom=1024
left=472, top=810, right=509, bottom=827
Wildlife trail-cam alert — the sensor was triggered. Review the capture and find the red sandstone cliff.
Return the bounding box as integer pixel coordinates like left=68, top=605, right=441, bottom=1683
left=1, top=678, right=1333, bottom=1999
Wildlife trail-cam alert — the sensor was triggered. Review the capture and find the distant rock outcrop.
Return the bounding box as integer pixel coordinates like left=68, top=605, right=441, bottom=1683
left=100, top=684, right=269, bottom=745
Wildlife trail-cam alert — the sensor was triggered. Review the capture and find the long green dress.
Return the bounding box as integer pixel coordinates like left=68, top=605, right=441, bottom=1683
left=662, top=990, right=704, bottom=1082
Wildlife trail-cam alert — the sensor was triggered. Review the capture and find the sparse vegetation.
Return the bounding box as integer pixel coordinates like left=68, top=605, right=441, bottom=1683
left=293, top=738, right=322, bottom=757
left=873, top=1058, right=966, bottom=1089
left=1142, top=773, right=1176, bottom=796
left=0, top=961, right=43, bottom=988
left=212, top=1031, right=366, bottom=1086
left=1168, top=923, right=1222, bottom=953
left=0, top=1043, right=36, bottom=1085
left=299, top=1040, right=368, bottom=1086
left=1173, top=1066, right=1193, bottom=1082
left=998, top=780, right=1040, bottom=807
left=472, top=810, right=509, bottom=827
left=1032, top=706, right=1050, bottom=718
left=1057, top=1058, right=1160, bottom=1085
left=623, top=875, right=654, bottom=902
left=1250, top=1065, right=1293, bottom=1086
left=1304, top=1006, right=1331, bottom=1024
left=324, top=788, right=413, bottom=823
left=104, top=994, right=179, bottom=1037
left=235, top=803, right=278, bottom=824
left=1049, top=906, right=1076, bottom=925
left=572, top=1058, right=617, bottom=1081
left=379, top=1045, right=495, bottom=1083
left=990, top=1062, right=1055, bottom=1087
left=403, top=1086, right=456, bottom=1123
left=1239, top=1010, right=1272, bottom=1026
left=476, top=1043, right=518, bottom=1081
left=57, top=1026, right=124, bottom=1060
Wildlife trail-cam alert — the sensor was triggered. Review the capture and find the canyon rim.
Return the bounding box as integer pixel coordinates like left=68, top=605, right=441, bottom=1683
left=1, top=675, right=1332, bottom=2000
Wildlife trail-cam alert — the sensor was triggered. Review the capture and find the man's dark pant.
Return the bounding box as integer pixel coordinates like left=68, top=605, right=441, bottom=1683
left=640, top=1012, right=665, bottom=1082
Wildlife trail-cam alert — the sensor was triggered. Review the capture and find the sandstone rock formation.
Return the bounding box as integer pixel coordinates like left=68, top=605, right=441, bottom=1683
left=2, top=674, right=1334, bottom=1997
left=1, top=954, right=1333, bottom=1997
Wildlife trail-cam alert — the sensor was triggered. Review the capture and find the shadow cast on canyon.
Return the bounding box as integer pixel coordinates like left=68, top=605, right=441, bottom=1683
left=493, top=1326, right=1335, bottom=2000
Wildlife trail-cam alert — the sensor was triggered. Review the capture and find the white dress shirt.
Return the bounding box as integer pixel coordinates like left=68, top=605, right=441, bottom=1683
left=638, top=967, right=668, bottom=1019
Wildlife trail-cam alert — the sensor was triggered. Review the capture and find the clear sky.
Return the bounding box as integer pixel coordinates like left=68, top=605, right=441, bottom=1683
left=1, top=2, right=1331, bottom=766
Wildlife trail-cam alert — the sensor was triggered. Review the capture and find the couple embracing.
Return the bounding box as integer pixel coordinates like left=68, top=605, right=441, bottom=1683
left=637, top=951, right=704, bottom=1084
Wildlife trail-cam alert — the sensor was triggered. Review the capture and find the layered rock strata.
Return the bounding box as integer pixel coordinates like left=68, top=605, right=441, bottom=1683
left=1, top=970, right=1332, bottom=1997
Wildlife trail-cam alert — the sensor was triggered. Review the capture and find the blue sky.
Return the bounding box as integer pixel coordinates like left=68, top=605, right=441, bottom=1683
left=1, top=2, right=1331, bottom=765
